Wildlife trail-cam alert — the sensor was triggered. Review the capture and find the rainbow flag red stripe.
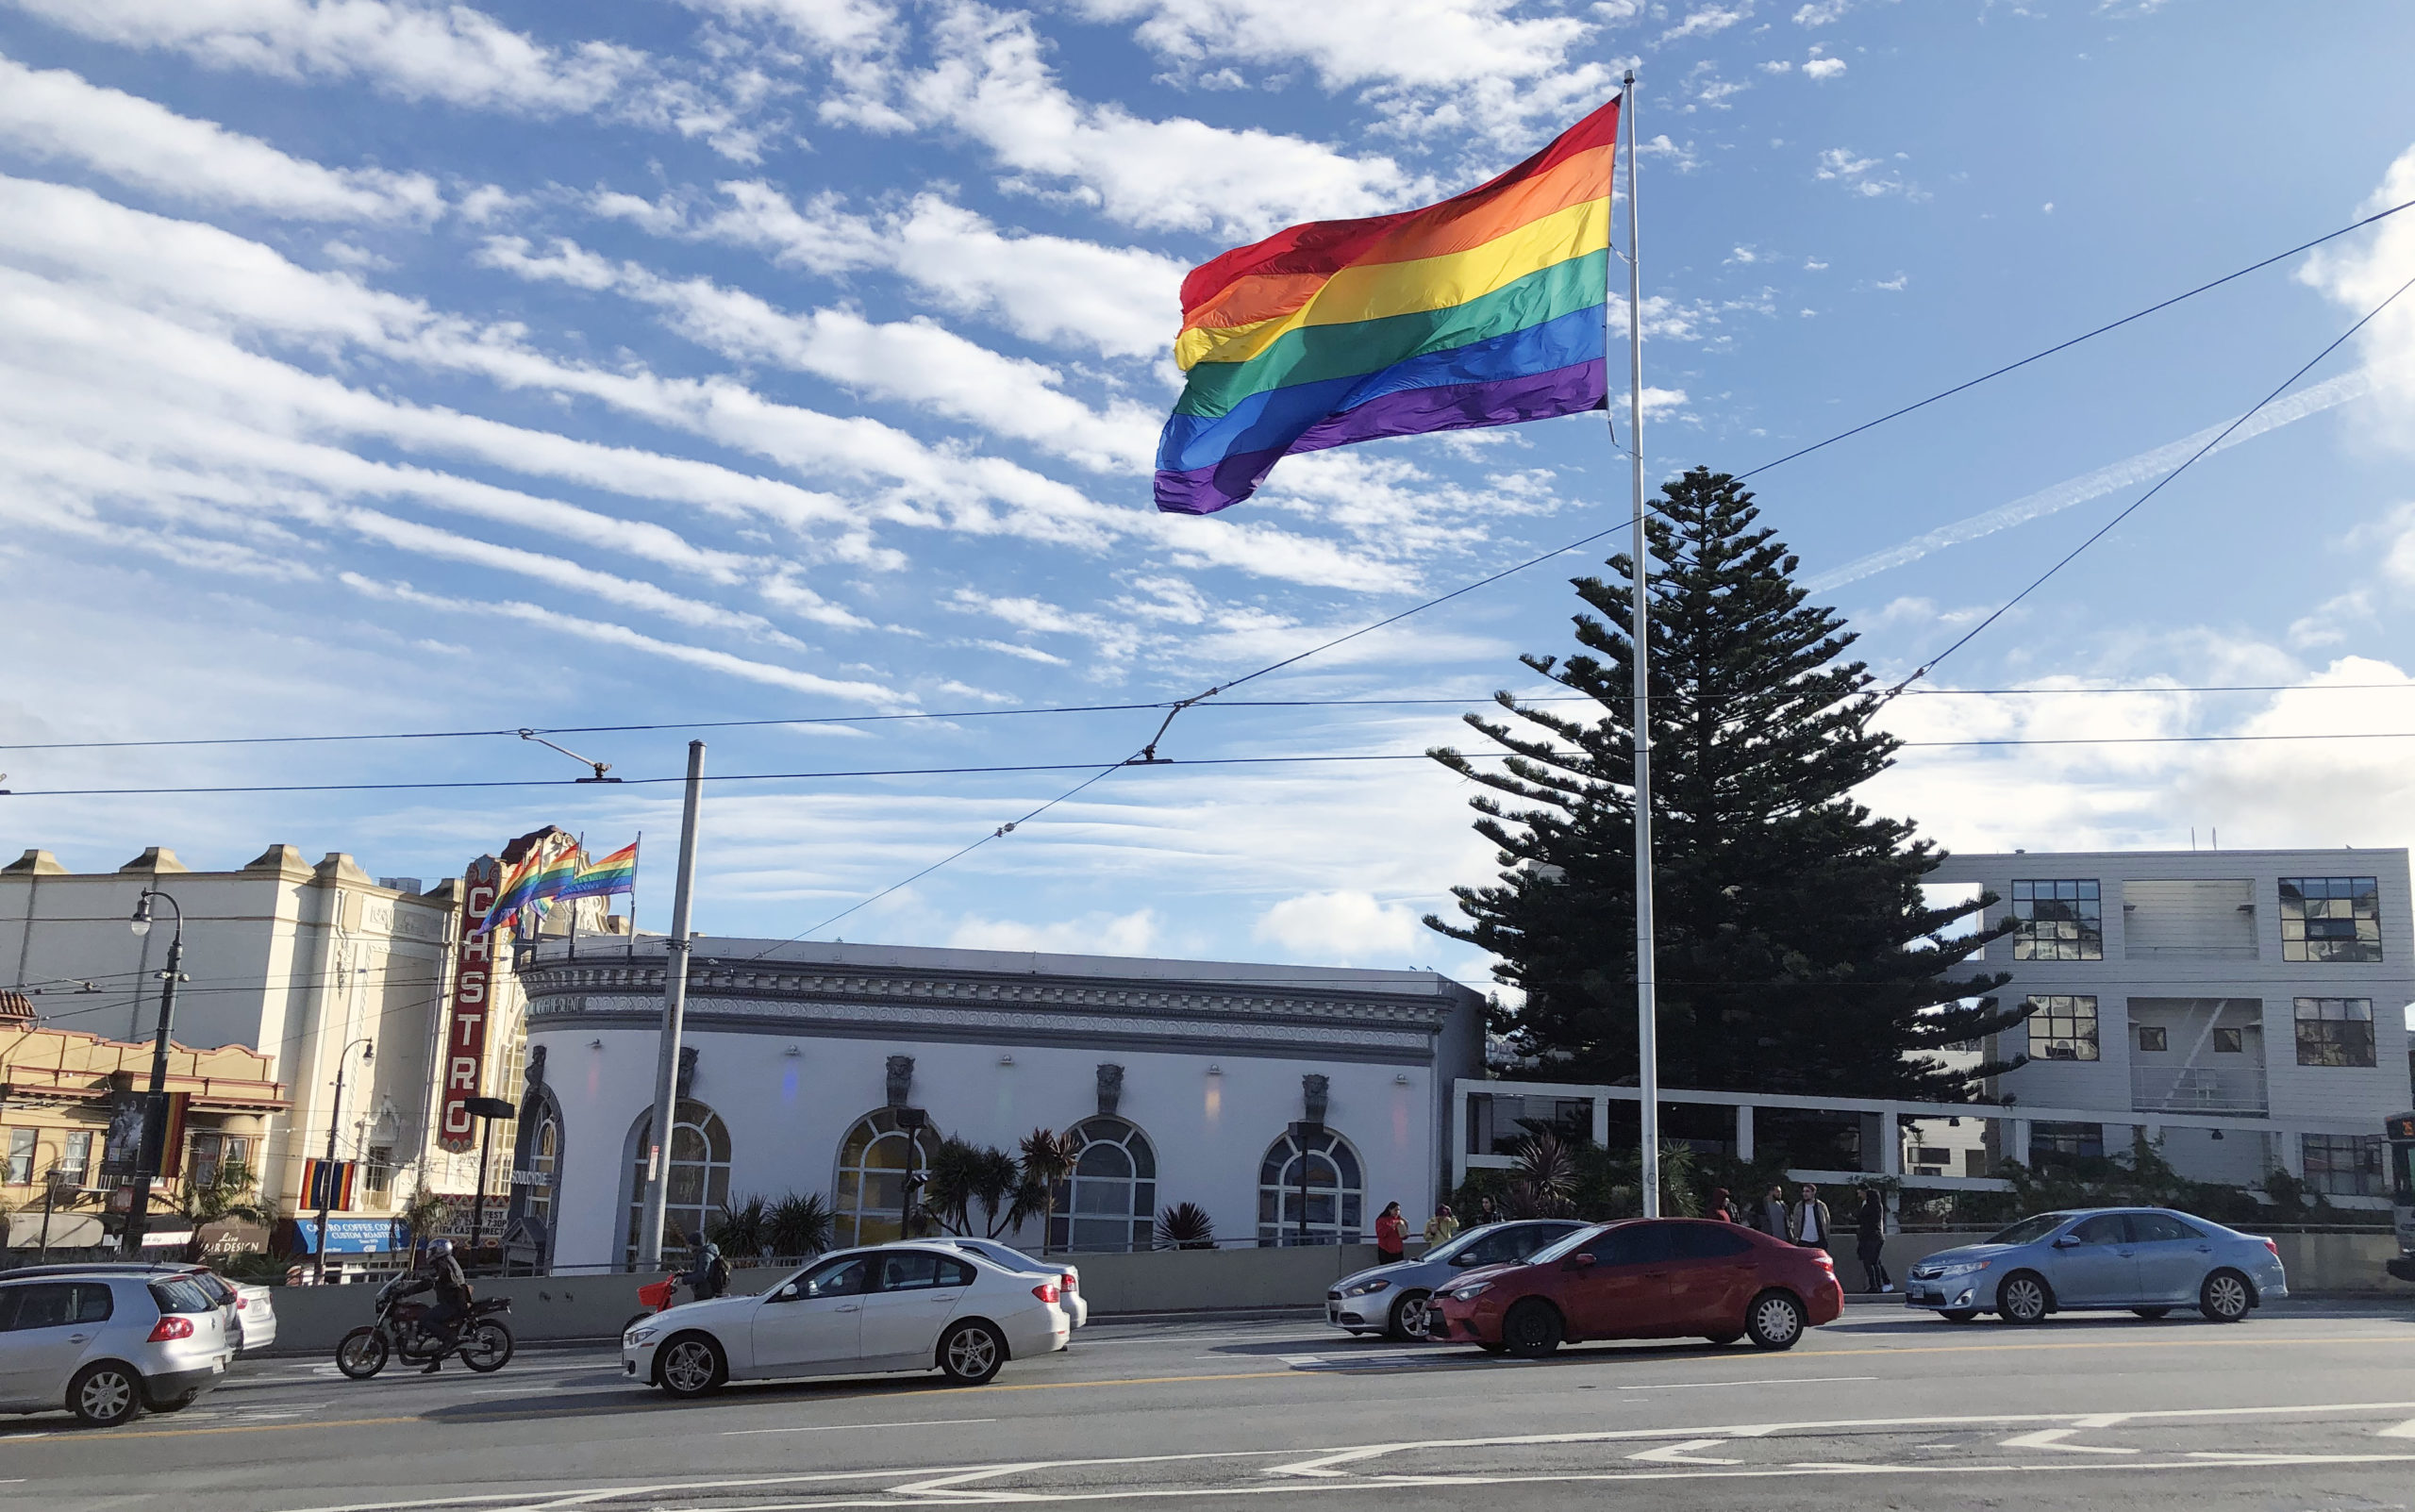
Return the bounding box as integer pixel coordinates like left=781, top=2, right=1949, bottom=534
left=1156, top=96, right=1618, bottom=515
left=558, top=840, right=637, bottom=901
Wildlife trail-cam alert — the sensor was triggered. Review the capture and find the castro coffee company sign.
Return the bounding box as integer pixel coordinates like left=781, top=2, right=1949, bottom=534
left=439, top=856, right=502, bottom=1153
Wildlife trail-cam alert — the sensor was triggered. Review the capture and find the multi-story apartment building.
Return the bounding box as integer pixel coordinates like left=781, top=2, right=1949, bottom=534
left=1928, top=848, right=2415, bottom=1202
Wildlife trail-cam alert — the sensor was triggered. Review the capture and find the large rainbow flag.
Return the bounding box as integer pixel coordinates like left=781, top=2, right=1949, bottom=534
left=558, top=839, right=638, bottom=901
left=1155, top=95, right=1619, bottom=515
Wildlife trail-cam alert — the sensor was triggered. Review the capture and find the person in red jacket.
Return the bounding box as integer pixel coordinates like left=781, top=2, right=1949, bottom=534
left=1374, top=1202, right=1408, bottom=1263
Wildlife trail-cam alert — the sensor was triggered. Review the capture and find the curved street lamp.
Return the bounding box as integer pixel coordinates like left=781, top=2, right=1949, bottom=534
left=120, top=890, right=184, bottom=1257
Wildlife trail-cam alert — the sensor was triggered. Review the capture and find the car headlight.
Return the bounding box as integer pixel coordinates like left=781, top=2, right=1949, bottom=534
left=1448, top=1282, right=1491, bottom=1302
left=625, top=1325, right=659, bottom=1347
left=1930, top=1260, right=1991, bottom=1279
left=1341, top=1279, right=1391, bottom=1297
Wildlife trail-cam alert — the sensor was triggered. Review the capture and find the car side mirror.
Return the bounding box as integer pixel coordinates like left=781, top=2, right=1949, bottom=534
left=776, top=1282, right=799, bottom=1300
left=2051, top=1236, right=2080, bottom=1249
left=1566, top=1253, right=1596, bottom=1271
left=1449, top=1252, right=1478, bottom=1266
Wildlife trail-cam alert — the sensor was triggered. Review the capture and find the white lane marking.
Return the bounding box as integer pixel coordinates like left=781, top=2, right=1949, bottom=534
left=724, top=1418, right=996, bottom=1437
left=2002, top=1428, right=2138, bottom=1455
left=1275, top=1354, right=1324, bottom=1366
left=1619, top=1376, right=1876, bottom=1391
left=2381, top=1419, right=2415, bottom=1439
left=1627, top=1440, right=1742, bottom=1465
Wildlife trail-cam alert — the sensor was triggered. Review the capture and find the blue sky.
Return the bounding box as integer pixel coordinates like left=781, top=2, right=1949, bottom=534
left=4, top=0, right=2414, bottom=989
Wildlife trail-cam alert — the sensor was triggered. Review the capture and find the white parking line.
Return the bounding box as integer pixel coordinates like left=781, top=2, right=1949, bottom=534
left=1619, top=1376, right=1876, bottom=1391
left=723, top=1417, right=996, bottom=1437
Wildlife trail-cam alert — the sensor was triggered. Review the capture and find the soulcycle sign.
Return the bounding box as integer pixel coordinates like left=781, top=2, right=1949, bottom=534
left=438, top=856, right=501, bottom=1153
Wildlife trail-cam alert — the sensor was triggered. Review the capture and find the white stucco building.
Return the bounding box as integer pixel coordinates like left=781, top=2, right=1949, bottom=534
left=1933, top=847, right=2415, bottom=1197
left=510, top=938, right=1487, bottom=1272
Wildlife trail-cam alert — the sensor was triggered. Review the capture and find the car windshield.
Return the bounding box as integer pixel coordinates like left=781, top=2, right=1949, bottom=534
left=1524, top=1224, right=1609, bottom=1265
left=1988, top=1212, right=2077, bottom=1247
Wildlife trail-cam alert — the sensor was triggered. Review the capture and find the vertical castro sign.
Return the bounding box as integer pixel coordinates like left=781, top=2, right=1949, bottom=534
left=440, top=856, right=501, bottom=1153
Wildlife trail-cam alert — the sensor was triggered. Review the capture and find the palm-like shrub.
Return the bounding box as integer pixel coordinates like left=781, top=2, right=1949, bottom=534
left=1155, top=1202, right=1215, bottom=1250
left=766, top=1192, right=834, bottom=1260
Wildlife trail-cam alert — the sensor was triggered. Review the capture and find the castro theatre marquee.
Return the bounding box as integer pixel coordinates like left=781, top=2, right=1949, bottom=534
left=508, top=938, right=1485, bottom=1271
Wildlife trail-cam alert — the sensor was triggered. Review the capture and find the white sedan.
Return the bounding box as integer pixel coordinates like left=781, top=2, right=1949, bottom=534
left=931, top=1238, right=1089, bottom=1329
left=624, top=1245, right=1069, bottom=1398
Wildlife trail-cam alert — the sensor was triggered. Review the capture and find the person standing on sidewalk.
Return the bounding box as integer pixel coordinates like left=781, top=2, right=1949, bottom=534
left=1374, top=1202, right=1408, bottom=1263
left=1757, top=1183, right=1790, bottom=1238
left=1790, top=1183, right=1833, bottom=1252
left=1855, top=1187, right=1891, bottom=1292
left=1424, top=1205, right=1459, bottom=1248
left=1707, top=1188, right=1737, bottom=1223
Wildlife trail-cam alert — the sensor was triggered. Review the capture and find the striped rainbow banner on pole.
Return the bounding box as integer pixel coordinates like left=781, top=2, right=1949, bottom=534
left=1155, top=94, right=1619, bottom=515
left=558, top=839, right=638, bottom=901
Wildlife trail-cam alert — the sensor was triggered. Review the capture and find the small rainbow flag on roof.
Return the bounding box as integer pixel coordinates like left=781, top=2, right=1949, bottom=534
left=558, top=839, right=638, bottom=901
left=1155, top=95, right=1619, bottom=515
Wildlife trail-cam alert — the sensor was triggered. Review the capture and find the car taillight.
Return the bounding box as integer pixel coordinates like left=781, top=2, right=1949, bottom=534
left=2264, top=1239, right=2280, bottom=1259
left=235, top=1296, right=248, bottom=1310
left=1060, top=1272, right=1077, bottom=1292
left=1033, top=1284, right=1060, bottom=1304
left=148, top=1316, right=194, bottom=1342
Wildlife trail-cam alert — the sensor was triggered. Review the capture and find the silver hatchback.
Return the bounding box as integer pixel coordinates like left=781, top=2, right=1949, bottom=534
left=1328, top=1221, right=1590, bottom=1339
left=0, top=1272, right=236, bottom=1426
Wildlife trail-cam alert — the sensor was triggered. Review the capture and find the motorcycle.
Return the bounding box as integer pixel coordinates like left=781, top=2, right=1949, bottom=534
left=336, top=1274, right=515, bottom=1378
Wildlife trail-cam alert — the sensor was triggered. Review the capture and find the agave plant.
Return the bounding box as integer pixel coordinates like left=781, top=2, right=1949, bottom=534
left=1508, top=1128, right=1578, bottom=1218
left=1154, top=1201, right=1215, bottom=1250
left=766, top=1191, right=833, bottom=1260
left=706, top=1193, right=772, bottom=1259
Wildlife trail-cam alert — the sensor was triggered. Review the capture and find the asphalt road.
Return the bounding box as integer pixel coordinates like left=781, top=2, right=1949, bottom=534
left=7, top=1298, right=2415, bottom=1510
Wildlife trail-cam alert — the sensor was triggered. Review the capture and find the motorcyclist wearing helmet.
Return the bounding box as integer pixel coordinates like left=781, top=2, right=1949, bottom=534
left=413, top=1238, right=474, bottom=1374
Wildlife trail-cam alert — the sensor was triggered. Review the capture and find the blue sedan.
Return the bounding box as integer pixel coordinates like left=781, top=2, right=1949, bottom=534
left=1904, top=1207, right=2287, bottom=1324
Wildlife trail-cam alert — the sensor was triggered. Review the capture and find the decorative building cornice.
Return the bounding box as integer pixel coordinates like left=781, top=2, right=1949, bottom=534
left=518, top=954, right=1465, bottom=1037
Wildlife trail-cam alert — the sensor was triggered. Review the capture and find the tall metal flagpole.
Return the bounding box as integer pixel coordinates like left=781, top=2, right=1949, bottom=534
left=1622, top=71, right=1663, bottom=1220
left=637, top=744, right=705, bottom=1270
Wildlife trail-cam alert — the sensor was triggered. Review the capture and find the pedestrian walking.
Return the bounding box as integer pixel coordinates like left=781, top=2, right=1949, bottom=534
left=1707, top=1188, right=1737, bottom=1223
left=1424, top=1205, right=1459, bottom=1248
left=1757, top=1183, right=1789, bottom=1238
left=1790, top=1183, right=1834, bottom=1251
left=1855, top=1187, right=1891, bottom=1293
left=1374, top=1202, right=1408, bottom=1264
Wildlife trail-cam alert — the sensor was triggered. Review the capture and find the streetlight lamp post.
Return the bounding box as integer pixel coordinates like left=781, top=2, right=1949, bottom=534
left=461, top=1095, right=518, bottom=1267
left=121, top=889, right=186, bottom=1257
left=311, top=1038, right=375, bottom=1284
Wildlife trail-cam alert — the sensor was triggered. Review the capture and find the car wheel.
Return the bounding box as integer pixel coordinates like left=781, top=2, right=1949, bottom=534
left=1995, top=1271, right=2052, bottom=1324
left=1386, top=1291, right=1433, bottom=1342
left=657, top=1334, right=726, bottom=1399
left=2199, top=1269, right=2253, bottom=1323
left=1502, top=1300, right=1563, bottom=1358
left=459, top=1321, right=515, bottom=1373
left=1745, top=1290, right=1806, bottom=1351
left=939, top=1321, right=1007, bottom=1386
left=2131, top=1306, right=2173, bottom=1321
left=1940, top=1309, right=1979, bottom=1324
left=68, top=1363, right=142, bottom=1427
left=1702, top=1332, right=1742, bottom=1347
left=336, top=1327, right=389, bottom=1380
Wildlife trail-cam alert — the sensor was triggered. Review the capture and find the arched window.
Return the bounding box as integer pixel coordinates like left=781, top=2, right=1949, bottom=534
left=526, top=1115, right=559, bottom=1233
left=623, top=1100, right=730, bottom=1264
left=1257, top=1127, right=1363, bottom=1246
left=1049, top=1117, right=1156, bottom=1253
left=833, top=1108, right=939, bottom=1249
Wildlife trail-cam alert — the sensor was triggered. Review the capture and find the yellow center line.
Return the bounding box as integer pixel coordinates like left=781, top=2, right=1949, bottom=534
left=5, top=1333, right=2403, bottom=1445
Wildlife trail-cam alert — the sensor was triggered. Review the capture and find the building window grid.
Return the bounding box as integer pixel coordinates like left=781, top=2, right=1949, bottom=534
left=2293, top=997, right=2377, bottom=1068
left=2279, top=876, right=2382, bottom=963
left=2137, top=1025, right=2169, bottom=1053
left=2302, top=1134, right=2385, bottom=1196
left=1050, top=1117, right=1157, bottom=1254
left=623, top=1100, right=731, bottom=1263
left=2011, top=879, right=2104, bottom=961
left=4, top=1129, right=32, bottom=1185
left=2026, top=994, right=2101, bottom=1062
left=58, top=1131, right=91, bottom=1188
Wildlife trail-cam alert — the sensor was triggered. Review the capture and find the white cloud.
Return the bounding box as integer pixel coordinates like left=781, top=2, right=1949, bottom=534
left=852, top=1, right=1409, bottom=237
left=623, top=182, right=1183, bottom=360
left=1660, top=5, right=1752, bottom=43
left=1793, top=0, right=1849, bottom=22
left=2302, top=139, right=2415, bottom=446
left=1815, top=145, right=1913, bottom=197
left=1802, top=55, right=1847, bottom=79
left=1072, top=0, right=1589, bottom=92
left=0, top=53, right=444, bottom=221
left=1759, top=58, right=1793, bottom=72
left=949, top=907, right=1161, bottom=955
left=477, top=234, right=1158, bottom=472
left=1253, top=889, right=1429, bottom=965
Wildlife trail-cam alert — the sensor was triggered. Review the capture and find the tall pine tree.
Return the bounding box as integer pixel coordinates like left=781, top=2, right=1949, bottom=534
left=1426, top=467, right=2024, bottom=1100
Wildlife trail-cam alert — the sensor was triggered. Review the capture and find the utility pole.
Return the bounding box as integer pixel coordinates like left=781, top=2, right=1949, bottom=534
left=311, top=1039, right=374, bottom=1282
left=637, top=740, right=707, bottom=1270
left=1620, top=71, right=1663, bottom=1220
left=121, top=889, right=185, bottom=1257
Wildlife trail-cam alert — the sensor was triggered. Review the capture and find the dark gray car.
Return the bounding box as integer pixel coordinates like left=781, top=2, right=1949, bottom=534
left=1327, top=1221, right=1589, bottom=1339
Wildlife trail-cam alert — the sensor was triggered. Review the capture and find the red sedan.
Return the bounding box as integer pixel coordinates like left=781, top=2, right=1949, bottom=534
left=1427, top=1217, right=1844, bottom=1355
